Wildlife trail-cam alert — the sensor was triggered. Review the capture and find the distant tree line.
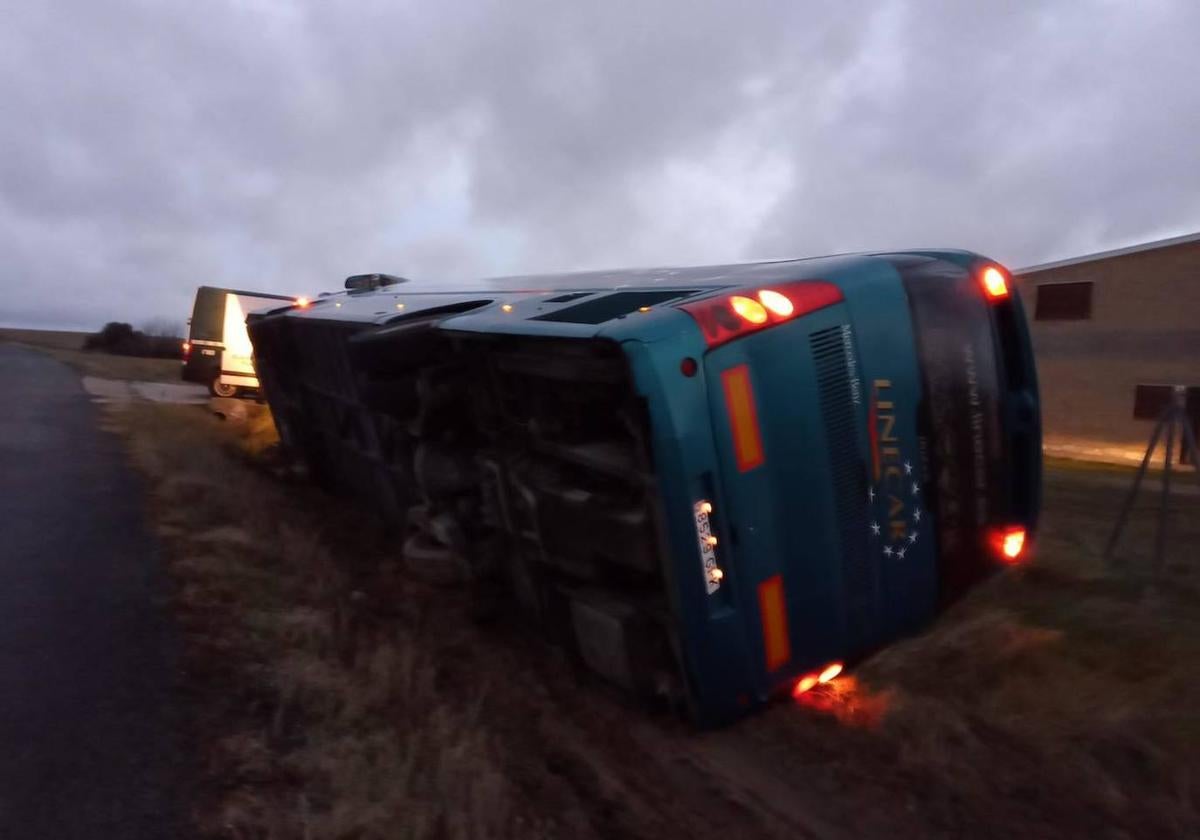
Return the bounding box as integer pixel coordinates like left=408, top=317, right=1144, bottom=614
left=84, top=321, right=183, bottom=359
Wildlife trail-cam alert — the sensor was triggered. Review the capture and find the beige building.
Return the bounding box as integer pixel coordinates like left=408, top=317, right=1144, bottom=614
left=1013, top=232, right=1200, bottom=465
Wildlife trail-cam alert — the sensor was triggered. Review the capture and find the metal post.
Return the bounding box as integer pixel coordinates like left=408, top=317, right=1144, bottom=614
left=1104, top=411, right=1166, bottom=566
left=1181, top=410, right=1200, bottom=491
left=1105, top=386, right=1199, bottom=574
left=1154, top=404, right=1177, bottom=578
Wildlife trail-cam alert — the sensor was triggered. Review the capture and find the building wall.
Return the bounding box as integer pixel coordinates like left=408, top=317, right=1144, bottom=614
left=1014, top=239, right=1200, bottom=464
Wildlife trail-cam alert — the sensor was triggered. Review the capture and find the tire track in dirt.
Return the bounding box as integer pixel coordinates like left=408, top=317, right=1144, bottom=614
left=435, top=608, right=829, bottom=839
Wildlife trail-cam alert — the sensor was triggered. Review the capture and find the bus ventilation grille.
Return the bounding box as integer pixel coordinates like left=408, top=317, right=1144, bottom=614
left=810, top=325, right=876, bottom=650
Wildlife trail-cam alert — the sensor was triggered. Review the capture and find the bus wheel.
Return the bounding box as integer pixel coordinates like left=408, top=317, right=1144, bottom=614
left=211, top=379, right=238, bottom=398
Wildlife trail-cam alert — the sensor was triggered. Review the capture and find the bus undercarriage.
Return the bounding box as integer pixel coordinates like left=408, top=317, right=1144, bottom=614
left=252, top=314, right=686, bottom=708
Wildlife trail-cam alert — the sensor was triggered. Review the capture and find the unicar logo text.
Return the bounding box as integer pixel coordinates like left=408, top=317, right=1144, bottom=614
left=867, top=379, right=922, bottom=560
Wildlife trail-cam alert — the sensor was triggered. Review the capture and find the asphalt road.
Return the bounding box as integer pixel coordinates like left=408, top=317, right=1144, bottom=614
left=0, top=345, right=188, bottom=838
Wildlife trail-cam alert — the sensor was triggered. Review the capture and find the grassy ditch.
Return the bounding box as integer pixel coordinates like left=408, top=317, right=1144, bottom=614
left=109, top=399, right=1200, bottom=839
left=1, top=327, right=182, bottom=381
left=112, top=404, right=515, bottom=839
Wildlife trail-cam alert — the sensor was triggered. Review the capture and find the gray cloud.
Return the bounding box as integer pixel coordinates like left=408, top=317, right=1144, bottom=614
left=1, top=0, right=1197, bottom=330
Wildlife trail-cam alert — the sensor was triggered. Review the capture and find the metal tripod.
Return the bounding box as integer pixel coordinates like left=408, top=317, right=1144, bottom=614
left=1104, top=386, right=1200, bottom=576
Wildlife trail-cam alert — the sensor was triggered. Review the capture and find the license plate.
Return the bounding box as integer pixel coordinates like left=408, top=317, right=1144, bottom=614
left=693, top=502, right=721, bottom=594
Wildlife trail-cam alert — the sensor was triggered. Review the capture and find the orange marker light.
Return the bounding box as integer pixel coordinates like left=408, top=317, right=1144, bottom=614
left=296, top=296, right=311, bottom=308
left=501, top=303, right=514, bottom=313
left=757, top=575, right=791, bottom=672
left=981, top=266, right=1009, bottom=300
left=721, top=365, right=765, bottom=472
left=729, top=295, right=768, bottom=325
left=699, top=501, right=713, bottom=515
left=757, top=289, right=794, bottom=317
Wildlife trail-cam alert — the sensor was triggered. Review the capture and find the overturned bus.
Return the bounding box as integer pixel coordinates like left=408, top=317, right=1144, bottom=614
left=247, top=251, right=1041, bottom=726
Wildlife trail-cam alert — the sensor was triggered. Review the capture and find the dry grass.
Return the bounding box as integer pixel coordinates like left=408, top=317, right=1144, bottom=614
left=111, top=403, right=515, bottom=839
left=774, top=465, right=1200, bottom=837
left=40, top=345, right=181, bottom=382
left=107, top=399, right=1200, bottom=839
left=1, top=327, right=182, bottom=381
left=0, top=326, right=90, bottom=350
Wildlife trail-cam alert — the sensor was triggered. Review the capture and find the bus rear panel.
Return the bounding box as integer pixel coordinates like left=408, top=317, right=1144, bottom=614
left=247, top=251, right=1040, bottom=725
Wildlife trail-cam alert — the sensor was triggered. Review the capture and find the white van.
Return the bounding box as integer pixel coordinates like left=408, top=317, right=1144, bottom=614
left=183, top=286, right=296, bottom=397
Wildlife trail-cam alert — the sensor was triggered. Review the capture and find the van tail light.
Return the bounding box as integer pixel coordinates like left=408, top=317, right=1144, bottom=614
left=988, top=526, right=1027, bottom=563
left=980, top=265, right=1010, bottom=300
left=181, top=341, right=191, bottom=357
left=679, top=281, right=843, bottom=348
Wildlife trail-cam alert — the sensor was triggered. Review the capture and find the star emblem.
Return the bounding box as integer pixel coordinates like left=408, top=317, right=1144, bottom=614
left=913, top=507, right=922, bottom=523
left=882, top=545, right=894, bottom=558
left=867, top=486, right=876, bottom=503
left=904, top=460, right=913, bottom=475
left=870, top=521, right=881, bottom=536
left=908, top=531, right=918, bottom=544
left=897, top=547, right=907, bottom=560
left=912, top=481, right=921, bottom=495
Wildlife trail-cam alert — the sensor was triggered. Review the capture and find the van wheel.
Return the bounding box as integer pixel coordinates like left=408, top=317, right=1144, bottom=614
left=211, top=379, right=238, bottom=398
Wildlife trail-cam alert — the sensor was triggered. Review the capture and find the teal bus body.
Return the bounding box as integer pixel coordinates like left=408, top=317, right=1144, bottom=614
left=248, top=250, right=1041, bottom=725
left=625, top=253, right=1037, bottom=722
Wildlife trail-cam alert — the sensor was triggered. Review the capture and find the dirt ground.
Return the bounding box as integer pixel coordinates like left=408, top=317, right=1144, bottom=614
left=0, top=327, right=182, bottom=382
left=104, top=398, right=1200, bottom=839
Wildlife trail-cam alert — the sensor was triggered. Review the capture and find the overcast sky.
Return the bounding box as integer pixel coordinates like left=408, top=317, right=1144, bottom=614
left=2, top=0, right=1198, bottom=330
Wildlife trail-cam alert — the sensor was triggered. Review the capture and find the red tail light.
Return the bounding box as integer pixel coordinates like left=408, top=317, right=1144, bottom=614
left=817, top=662, right=843, bottom=683
left=988, top=526, right=1027, bottom=563
left=980, top=265, right=1010, bottom=300
left=792, top=675, right=818, bottom=697
left=181, top=341, right=191, bottom=356
left=757, top=289, right=794, bottom=317
left=679, top=281, right=843, bottom=348
left=729, top=295, right=768, bottom=325
left=792, top=661, right=844, bottom=697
